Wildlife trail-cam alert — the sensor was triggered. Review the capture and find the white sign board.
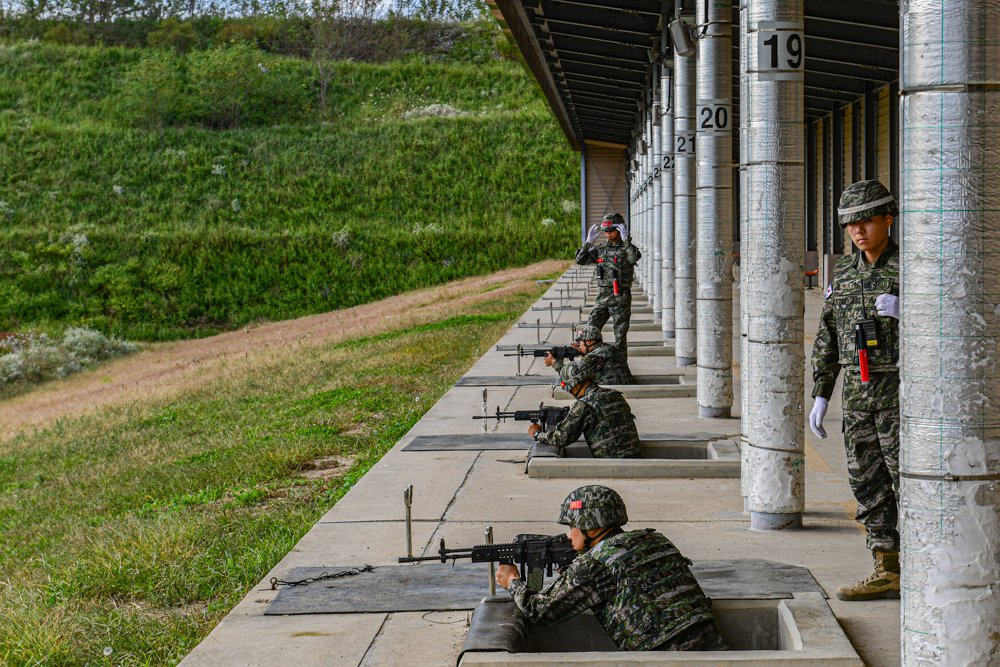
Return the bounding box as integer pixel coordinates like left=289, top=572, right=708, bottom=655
left=756, top=21, right=804, bottom=81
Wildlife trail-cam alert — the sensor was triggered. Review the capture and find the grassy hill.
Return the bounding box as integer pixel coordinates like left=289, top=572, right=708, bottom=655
left=0, top=40, right=580, bottom=340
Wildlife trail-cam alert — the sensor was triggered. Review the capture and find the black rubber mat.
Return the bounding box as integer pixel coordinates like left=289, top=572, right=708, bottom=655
left=263, top=559, right=825, bottom=615
left=402, top=434, right=531, bottom=451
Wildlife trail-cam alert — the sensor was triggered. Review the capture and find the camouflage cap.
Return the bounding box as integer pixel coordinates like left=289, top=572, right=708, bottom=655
left=573, top=325, right=603, bottom=343
left=601, top=213, right=625, bottom=229
left=557, top=485, right=628, bottom=530
left=559, top=362, right=595, bottom=390
left=838, top=180, right=898, bottom=226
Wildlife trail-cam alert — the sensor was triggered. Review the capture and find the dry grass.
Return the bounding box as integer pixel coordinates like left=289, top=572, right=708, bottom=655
left=0, top=260, right=566, bottom=443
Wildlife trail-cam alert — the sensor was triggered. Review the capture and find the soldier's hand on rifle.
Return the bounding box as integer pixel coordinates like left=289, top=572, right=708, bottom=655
left=585, top=224, right=600, bottom=245
left=544, top=351, right=556, bottom=367
left=496, top=564, right=520, bottom=589
left=528, top=422, right=542, bottom=439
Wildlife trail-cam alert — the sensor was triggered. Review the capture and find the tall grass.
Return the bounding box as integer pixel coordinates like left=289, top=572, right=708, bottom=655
left=0, top=280, right=553, bottom=666
left=0, top=42, right=581, bottom=340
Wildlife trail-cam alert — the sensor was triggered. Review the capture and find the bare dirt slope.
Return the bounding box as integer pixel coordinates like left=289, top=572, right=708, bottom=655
left=0, top=261, right=566, bottom=441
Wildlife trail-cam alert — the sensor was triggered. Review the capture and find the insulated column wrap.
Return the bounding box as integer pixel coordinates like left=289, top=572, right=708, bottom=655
left=662, top=67, right=676, bottom=338
left=743, top=0, right=805, bottom=527
left=900, top=2, right=1000, bottom=664
left=695, top=0, right=734, bottom=417
left=674, top=50, right=697, bottom=366
left=739, top=3, right=751, bottom=506
left=652, top=108, right=663, bottom=318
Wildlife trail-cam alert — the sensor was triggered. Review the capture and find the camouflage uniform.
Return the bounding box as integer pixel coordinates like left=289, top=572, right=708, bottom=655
left=811, top=183, right=900, bottom=555
left=554, top=343, right=634, bottom=386
left=535, top=384, right=641, bottom=459
left=507, top=486, right=726, bottom=652
left=576, top=233, right=641, bottom=355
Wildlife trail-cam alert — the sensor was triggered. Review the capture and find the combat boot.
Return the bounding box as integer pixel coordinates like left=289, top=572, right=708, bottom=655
left=835, top=551, right=900, bottom=601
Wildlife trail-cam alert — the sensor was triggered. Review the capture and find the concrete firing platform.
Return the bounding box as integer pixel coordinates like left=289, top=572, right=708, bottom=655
left=179, top=266, right=899, bottom=667
left=525, top=439, right=740, bottom=479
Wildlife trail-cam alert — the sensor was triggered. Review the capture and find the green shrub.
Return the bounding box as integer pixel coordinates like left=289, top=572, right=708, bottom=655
left=115, top=43, right=311, bottom=128
left=147, top=18, right=198, bottom=54
left=0, top=327, right=138, bottom=389
left=42, top=24, right=84, bottom=46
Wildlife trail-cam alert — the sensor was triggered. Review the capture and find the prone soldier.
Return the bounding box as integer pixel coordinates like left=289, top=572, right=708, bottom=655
left=527, top=364, right=640, bottom=459
left=809, top=180, right=901, bottom=601
left=575, top=213, right=641, bottom=357
left=495, top=485, right=728, bottom=652
left=545, top=324, right=634, bottom=386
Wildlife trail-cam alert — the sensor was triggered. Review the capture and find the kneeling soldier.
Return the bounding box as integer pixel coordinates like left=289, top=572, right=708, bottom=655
left=528, top=365, right=640, bottom=459
left=546, top=325, right=634, bottom=386
left=496, top=485, right=727, bottom=652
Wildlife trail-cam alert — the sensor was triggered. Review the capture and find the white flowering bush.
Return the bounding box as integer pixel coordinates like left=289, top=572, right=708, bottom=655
left=0, top=327, right=139, bottom=389
left=560, top=199, right=580, bottom=215
left=541, top=217, right=557, bottom=227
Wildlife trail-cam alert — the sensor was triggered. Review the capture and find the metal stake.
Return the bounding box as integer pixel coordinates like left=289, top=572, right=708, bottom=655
left=516, top=343, right=522, bottom=377
left=486, top=526, right=496, bottom=595
left=481, top=389, right=488, bottom=433
left=536, top=318, right=541, bottom=345
left=550, top=302, right=554, bottom=324
left=403, top=485, right=413, bottom=559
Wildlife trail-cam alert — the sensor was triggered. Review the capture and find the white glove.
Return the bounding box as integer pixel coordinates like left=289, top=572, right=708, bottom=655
left=614, top=223, right=628, bottom=238
left=875, top=293, right=899, bottom=319
left=809, top=397, right=828, bottom=439
left=585, top=225, right=600, bottom=245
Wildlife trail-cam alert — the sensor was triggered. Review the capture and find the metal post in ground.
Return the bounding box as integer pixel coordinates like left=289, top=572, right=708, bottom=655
left=742, top=0, right=805, bottom=530
left=694, top=0, right=734, bottom=417
left=900, top=1, right=1000, bottom=661
left=673, top=6, right=697, bottom=367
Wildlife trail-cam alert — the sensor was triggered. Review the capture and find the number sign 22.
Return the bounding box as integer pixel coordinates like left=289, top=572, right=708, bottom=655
left=756, top=21, right=804, bottom=81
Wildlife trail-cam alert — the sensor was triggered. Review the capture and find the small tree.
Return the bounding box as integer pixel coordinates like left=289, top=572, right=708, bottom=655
left=310, top=0, right=379, bottom=111
left=148, top=18, right=198, bottom=54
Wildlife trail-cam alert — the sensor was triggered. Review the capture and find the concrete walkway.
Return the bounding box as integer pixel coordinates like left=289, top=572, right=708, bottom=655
left=180, top=268, right=899, bottom=667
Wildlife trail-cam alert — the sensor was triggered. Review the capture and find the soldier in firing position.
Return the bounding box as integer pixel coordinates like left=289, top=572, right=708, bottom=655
left=545, top=324, right=634, bottom=386
left=809, top=180, right=901, bottom=601
left=496, top=485, right=728, bottom=652
left=528, top=364, right=641, bottom=459
left=576, top=213, right=641, bottom=357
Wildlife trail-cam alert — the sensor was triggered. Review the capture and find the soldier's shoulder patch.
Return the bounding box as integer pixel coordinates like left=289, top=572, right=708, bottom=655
left=825, top=285, right=833, bottom=300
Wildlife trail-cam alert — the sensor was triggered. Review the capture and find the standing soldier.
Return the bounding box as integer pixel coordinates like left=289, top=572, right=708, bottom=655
left=495, top=485, right=728, bottom=652
left=809, top=180, right=901, bottom=601
left=545, top=324, right=634, bottom=386
left=576, top=213, right=641, bottom=356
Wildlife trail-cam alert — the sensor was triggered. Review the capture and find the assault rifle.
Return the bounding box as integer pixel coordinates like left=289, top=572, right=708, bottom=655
left=473, top=405, right=570, bottom=429
left=504, top=345, right=581, bottom=361
left=399, top=535, right=577, bottom=580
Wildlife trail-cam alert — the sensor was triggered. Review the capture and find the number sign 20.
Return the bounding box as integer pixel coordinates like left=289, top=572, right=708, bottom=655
left=698, top=103, right=731, bottom=131
left=756, top=21, right=804, bottom=81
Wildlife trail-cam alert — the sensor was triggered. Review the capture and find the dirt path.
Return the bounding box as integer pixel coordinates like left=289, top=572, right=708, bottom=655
left=0, top=261, right=566, bottom=442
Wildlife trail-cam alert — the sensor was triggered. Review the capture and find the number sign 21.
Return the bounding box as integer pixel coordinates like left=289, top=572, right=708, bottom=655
left=756, top=21, right=804, bottom=81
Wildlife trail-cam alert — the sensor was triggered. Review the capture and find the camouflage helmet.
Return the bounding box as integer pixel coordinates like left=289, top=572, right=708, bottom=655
left=557, top=485, right=628, bottom=530
left=601, top=213, right=625, bottom=230
left=838, top=180, right=898, bottom=226
left=573, top=325, right=603, bottom=343
left=559, top=361, right=595, bottom=390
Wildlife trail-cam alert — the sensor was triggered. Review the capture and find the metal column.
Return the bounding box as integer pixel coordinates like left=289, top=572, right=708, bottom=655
left=661, top=62, right=676, bottom=338
left=742, top=0, right=805, bottom=530
left=900, top=2, right=1000, bottom=663
left=674, top=38, right=697, bottom=366
left=695, top=0, right=734, bottom=417
left=652, top=77, right=664, bottom=319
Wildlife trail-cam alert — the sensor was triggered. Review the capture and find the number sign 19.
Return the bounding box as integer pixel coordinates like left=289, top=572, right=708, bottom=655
left=755, top=21, right=804, bottom=81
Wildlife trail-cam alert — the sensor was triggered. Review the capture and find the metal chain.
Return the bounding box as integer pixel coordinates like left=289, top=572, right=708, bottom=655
left=270, top=564, right=375, bottom=590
